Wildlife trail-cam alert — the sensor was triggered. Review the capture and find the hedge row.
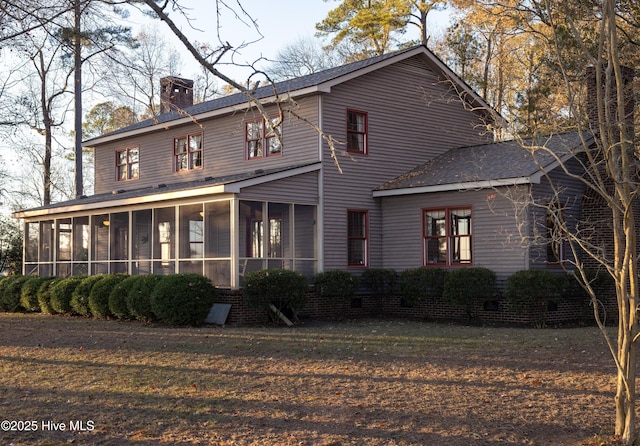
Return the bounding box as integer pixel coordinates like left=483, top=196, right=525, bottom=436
left=0, top=273, right=218, bottom=326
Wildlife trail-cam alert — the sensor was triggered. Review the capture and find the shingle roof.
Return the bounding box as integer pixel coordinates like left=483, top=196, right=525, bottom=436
left=375, top=132, right=591, bottom=192
left=87, top=46, right=424, bottom=142
left=15, top=163, right=318, bottom=215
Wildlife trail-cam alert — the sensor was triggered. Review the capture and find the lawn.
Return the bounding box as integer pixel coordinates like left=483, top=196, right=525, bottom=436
left=0, top=313, right=622, bottom=445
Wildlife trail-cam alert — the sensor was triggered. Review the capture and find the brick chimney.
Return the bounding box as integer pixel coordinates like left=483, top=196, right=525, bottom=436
left=160, top=76, right=194, bottom=114
left=586, top=65, right=635, bottom=137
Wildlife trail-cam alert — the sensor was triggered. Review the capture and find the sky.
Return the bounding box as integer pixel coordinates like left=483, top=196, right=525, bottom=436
left=124, top=0, right=450, bottom=81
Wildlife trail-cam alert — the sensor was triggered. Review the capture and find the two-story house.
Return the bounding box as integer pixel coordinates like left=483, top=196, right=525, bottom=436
left=14, top=44, right=591, bottom=293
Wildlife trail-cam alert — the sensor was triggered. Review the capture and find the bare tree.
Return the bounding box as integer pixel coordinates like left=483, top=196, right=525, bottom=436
left=502, top=0, right=640, bottom=442
left=267, top=36, right=341, bottom=81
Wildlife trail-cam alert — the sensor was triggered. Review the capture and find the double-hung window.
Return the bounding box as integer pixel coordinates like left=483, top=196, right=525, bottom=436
left=347, top=110, right=368, bottom=154
left=423, top=207, right=472, bottom=266
left=246, top=117, right=282, bottom=160
left=116, top=147, right=139, bottom=181
left=347, top=210, right=368, bottom=267
left=174, top=133, right=203, bottom=172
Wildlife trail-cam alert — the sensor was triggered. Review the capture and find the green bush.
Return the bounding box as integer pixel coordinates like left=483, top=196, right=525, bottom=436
left=126, top=275, right=161, bottom=322
left=71, top=275, right=105, bottom=317
left=89, top=275, right=128, bottom=318
left=37, top=279, right=59, bottom=314
left=399, top=267, right=447, bottom=306
left=361, top=268, right=397, bottom=298
left=109, top=275, right=142, bottom=319
left=1, top=275, right=29, bottom=312
left=505, top=270, right=564, bottom=327
left=313, top=270, right=358, bottom=299
left=151, top=274, right=218, bottom=326
left=49, top=277, right=83, bottom=314
left=21, top=276, right=54, bottom=312
left=243, top=269, right=309, bottom=321
left=443, top=267, right=496, bottom=319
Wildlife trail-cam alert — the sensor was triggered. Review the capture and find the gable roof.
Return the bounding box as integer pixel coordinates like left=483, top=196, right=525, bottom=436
left=85, top=45, right=502, bottom=146
left=373, top=132, right=593, bottom=197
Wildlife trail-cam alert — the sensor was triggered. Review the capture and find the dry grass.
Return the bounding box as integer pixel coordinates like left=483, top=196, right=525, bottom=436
left=0, top=313, right=624, bottom=445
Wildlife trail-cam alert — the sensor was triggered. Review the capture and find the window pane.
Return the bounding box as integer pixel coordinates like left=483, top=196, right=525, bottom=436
left=426, top=238, right=447, bottom=264
left=348, top=112, right=365, bottom=132
left=175, top=137, right=187, bottom=153
left=191, top=150, right=202, bottom=168
left=348, top=240, right=366, bottom=265
left=117, top=151, right=127, bottom=164
left=189, top=134, right=202, bottom=150
left=450, top=209, right=471, bottom=235
left=246, top=121, right=262, bottom=140
left=247, top=140, right=262, bottom=158
left=176, top=153, right=188, bottom=170
left=128, top=147, right=139, bottom=163
left=425, top=211, right=446, bottom=236
left=348, top=212, right=366, bottom=238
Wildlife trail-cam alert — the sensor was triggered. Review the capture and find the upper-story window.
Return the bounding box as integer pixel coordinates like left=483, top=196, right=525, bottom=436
left=423, top=207, right=472, bottom=266
left=175, top=133, right=203, bottom=172
left=347, top=110, right=368, bottom=154
left=116, top=147, right=139, bottom=181
left=246, top=117, right=282, bottom=160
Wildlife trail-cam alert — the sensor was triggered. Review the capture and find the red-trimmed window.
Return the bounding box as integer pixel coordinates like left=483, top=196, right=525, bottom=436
left=115, top=147, right=139, bottom=181
left=245, top=117, right=282, bottom=160
left=174, top=133, right=203, bottom=172
left=347, top=210, right=368, bottom=267
left=347, top=110, right=368, bottom=154
left=423, top=207, right=472, bottom=266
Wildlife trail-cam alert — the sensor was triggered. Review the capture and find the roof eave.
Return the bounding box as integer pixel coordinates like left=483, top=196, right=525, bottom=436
left=372, top=177, right=532, bottom=197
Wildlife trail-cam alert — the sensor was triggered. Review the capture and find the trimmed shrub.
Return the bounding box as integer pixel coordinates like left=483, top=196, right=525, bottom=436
left=399, top=267, right=447, bottom=307
left=21, top=276, right=54, bottom=312
left=126, top=275, right=161, bottom=322
left=443, top=267, right=497, bottom=319
left=361, top=268, right=397, bottom=298
left=151, top=274, right=218, bottom=326
left=243, top=269, right=309, bottom=322
left=361, top=268, right=398, bottom=314
left=89, top=275, right=128, bottom=318
left=71, top=275, right=105, bottom=317
left=109, top=275, right=142, bottom=319
left=37, top=279, right=59, bottom=314
left=314, top=269, right=358, bottom=299
left=1, top=275, right=29, bottom=312
left=49, top=277, right=83, bottom=314
left=505, top=270, right=564, bottom=327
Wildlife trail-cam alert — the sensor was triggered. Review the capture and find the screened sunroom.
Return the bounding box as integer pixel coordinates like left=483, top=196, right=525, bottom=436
left=20, top=198, right=317, bottom=289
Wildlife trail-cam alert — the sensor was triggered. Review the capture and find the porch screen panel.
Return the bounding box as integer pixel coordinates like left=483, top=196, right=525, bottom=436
left=153, top=207, right=175, bottom=274
left=25, top=222, right=39, bottom=263
left=72, top=217, right=89, bottom=276
left=205, top=201, right=230, bottom=258
left=239, top=201, right=263, bottom=258
left=268, top=202, right=290, bottom=259
left=204, top=201, right=231, bottom=287
left=91, top=215, right=109, bottom=261
left=179, top=204, right=204, bottom=259
left=132, top=210, right=152, bottom=274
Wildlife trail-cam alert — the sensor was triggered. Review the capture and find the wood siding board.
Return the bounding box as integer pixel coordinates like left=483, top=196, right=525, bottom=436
left=380, top=187, right=527, bottom=282
left=238, top=171, right=319, bottom=203
left=94, top=101, right=320, bottom=195
left=319, top=56, right=492, bottom=271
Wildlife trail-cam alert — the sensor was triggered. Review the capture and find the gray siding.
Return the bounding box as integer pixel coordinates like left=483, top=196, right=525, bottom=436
left=529, top=158, right=586, bottom=269
left=319, top=55, right=494, bottom=271
left=94, top=99, right=320, bottom=195
left=380, top=187, right=528, bottom=282
left=239, top=171, right=319, bottom=203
